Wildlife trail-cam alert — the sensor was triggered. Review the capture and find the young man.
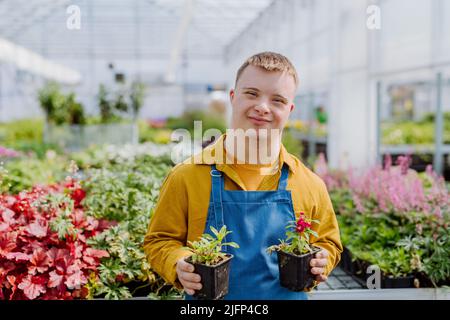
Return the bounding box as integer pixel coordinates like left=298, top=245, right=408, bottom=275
left=144, top=52, right=342, bottom=300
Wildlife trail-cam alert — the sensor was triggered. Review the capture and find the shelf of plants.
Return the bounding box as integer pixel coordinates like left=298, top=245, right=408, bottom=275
left=315, top=153, right=449, bottom=292
left=0, top=134, right=448, bottom=300
left=0, top=143, right=181, bottom=300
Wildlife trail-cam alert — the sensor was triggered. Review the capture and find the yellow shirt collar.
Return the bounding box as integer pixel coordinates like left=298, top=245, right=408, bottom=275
left=186, top=133, right=297, bottom=174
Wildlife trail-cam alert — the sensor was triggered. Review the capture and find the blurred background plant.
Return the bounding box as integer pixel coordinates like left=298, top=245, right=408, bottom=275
left=382, top=112, right=450, bottom=145
left=38, top=82, right=86, bottom=125
left=314, top=153, right=449, bottom=286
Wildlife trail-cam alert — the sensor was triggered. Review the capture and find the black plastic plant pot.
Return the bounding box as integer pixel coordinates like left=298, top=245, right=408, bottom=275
left=185, top=254, right=233, bottom=300
left=277, top=246, right=321, bottom=291
left=382, top=275, right=415, bottom=288
left=339, top=246, right=354, bottom=275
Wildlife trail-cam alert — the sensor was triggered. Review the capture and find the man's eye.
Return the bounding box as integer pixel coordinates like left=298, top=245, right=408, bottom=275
left=274, top=99, right=285, bottom=104
left=246, top=92, right=257, bottom=96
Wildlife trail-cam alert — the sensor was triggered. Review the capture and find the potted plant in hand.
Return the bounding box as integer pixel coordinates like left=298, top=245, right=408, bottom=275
left=267, top=213, right=321, bottom=291
left=184, top=225, right=239, bottom=300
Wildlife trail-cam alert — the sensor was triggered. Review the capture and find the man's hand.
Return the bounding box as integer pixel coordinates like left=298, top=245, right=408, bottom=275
left=176, top=257, right=202, bottom=295
left=310, top=249, right=329, bottom=282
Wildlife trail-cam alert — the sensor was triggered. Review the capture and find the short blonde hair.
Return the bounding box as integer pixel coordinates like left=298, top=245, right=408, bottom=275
left=235, top=52, right=299, bottom=88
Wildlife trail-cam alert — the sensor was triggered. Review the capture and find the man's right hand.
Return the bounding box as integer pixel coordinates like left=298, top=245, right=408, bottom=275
left=176, top=257, right=202, bottom=296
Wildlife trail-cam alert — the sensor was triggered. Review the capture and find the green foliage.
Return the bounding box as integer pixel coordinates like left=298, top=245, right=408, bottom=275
left=82, top=169, right=160, bottom=222
left=422, top=236, right=450, bottom=285
left=96, top=82, right=147, bottom=123
left=38, top=82, right=86, bottom=125
left=337, top=206, right=450, bottom=284
left=130, top=81, right=146, bottom=119
left=65, top=93, right=86, bottom=125
left=46, top=193, right=78, bottom=240
left=147, top=286, right=183, bottom=300
left=329, top=188, right=355, bottom=217
left=82, top=154, right=170, bottom=221
left=286, top=120, right=327, bottom=138
left=0, top=118, right=43, bottom=144
left=366, top=247, right=413, bottom=278
left=282, top=129, right=304, bottom=159
left=397, top=223, right=450, bottom=285
left=38, top=82, right=67, bottom=124
left=138, top=120, right=172, bottom=144
left=86, top=223, right=158, bottom=299
left=70, top=143, right=172, bottom=171
left=0, top=119, right=63, bottom=158
left=381, top=122, right=437, bottom=145
left=321, top=153, right=449, bottom=285
left=0, top=156, right=67, bottom=194
left=381, top=112, right=450, bottom=145
left=98, top=84, right=117, bottom=123
left=420, top=111, right=450, bottom=123
left=166, top=109, right=226, bottom=135
left=11, top=141, right=62, bottom=159
left=114, top=94, right=128, bottom=113
left=185, top=225, right=239, bottom=266
left=82, top=156, right=173, bottom=299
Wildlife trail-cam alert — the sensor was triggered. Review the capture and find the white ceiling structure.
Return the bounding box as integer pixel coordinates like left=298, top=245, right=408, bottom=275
left=0, top=0, right=272, bottom=60
left=0, top=0, right=273, bottom=84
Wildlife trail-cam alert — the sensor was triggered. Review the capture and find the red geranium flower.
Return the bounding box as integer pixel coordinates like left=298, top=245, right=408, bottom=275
left=71, top=189, right=86, bottom=208
left=295, top=212, right=312, bottom=234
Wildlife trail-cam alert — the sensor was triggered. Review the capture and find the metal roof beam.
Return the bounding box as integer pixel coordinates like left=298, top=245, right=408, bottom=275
left=6, top=0, right=70, bottom=40
left=164, top=0, right=194, bottom=83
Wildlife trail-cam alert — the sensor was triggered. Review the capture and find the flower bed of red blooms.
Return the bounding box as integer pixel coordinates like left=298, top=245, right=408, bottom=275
left=0, top=178, right=109, bottom=300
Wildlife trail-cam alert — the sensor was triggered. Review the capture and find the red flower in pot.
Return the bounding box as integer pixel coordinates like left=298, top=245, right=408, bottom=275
left=267, top=213, right=321, bottom=291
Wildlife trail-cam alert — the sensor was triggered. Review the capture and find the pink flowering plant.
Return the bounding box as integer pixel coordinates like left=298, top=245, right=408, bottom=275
left=315, top=153, right=449, bottom=219
left=0, top=146, right=20, bottom=159
left=314, top=153, right=450, bottom=285
left=267, top=213, right=320, bottom=256
left=347, top=155, right=448, bottom=218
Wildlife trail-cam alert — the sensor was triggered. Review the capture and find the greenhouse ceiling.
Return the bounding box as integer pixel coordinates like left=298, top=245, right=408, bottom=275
left=0, top=0, right=273, bottom=60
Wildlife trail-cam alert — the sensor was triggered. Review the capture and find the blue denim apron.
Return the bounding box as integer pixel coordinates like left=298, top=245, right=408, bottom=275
left=186, top=164, right=307, bottom=300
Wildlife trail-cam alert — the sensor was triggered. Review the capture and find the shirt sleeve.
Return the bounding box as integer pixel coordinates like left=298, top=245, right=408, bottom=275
left=143, top=166, right=193, bottom=289
left=310, top=178, right=343, bottom=277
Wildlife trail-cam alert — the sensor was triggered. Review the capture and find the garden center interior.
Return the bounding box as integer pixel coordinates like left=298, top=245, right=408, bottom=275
left=0, top=0, right=448, bottom=300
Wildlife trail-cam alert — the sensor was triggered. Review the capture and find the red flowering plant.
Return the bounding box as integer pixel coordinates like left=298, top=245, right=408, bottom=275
left=0, top=178, right=109, bottom=300
left=266, top=213, right=321, bottom=291
left=267, top=213, right=320, bottom=256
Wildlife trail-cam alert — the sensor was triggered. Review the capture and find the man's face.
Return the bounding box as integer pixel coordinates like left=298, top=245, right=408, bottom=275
left=229, top=65, right=296, bottom=134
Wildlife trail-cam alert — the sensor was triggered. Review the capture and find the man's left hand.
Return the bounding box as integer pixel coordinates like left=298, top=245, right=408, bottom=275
left=310, top=249, right=329, bottom=282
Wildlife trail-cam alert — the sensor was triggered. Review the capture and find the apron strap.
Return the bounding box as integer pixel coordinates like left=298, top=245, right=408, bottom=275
left=277, top=163, right=290, bottom=190
left=210, top=165, right=226, bottom=245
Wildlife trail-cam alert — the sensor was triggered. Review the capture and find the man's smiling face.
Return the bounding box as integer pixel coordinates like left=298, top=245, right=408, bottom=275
left=229, top=65, right=297, bottom=134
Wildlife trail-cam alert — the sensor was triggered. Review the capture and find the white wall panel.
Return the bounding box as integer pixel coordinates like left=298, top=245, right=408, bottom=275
left=379, top=0, right=432, bottom=71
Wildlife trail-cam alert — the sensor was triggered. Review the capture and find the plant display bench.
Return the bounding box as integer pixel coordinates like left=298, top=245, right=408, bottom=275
left=310, top=287, right=450, bottom=300
left=312, top=266, right=449, bottom=300
left=44, top=122, right=139, bottom=151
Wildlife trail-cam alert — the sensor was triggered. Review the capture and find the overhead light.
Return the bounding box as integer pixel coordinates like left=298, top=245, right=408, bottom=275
left=0, top=37, right=81, bottom=84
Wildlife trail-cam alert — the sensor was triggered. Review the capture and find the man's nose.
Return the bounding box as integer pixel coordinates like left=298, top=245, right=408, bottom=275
left=254, top=101, right=270, bottom=114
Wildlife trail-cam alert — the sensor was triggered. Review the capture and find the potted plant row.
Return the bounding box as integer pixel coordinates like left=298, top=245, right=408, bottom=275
left=340, top=247, right=418, bottom=289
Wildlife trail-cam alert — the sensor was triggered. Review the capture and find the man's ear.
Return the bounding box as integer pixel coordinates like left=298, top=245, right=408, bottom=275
left=290, top=104, right=295, bottom=112
left=229, top=89, right=235, bottom=102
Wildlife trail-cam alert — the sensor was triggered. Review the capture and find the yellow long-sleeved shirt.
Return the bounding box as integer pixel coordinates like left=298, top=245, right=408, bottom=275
left=143, top=134, right=343, bottom=289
